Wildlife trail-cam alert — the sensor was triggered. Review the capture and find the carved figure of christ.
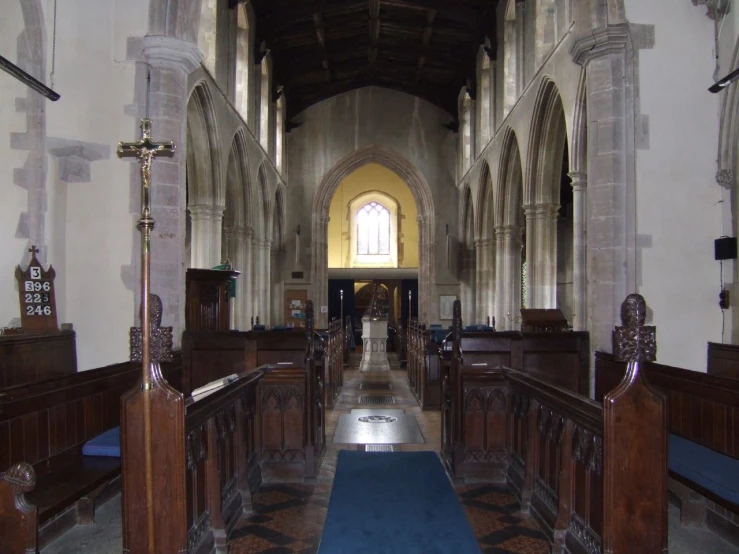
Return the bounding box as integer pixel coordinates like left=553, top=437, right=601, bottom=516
left=117, top=118, right=175, bottom=220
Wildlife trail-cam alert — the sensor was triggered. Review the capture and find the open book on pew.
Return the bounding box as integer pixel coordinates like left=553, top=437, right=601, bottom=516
left=191, top=373, right=239, bottom=400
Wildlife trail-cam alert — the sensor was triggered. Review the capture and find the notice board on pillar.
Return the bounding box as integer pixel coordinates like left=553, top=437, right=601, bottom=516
left=284, top=289, right=308, bottom=328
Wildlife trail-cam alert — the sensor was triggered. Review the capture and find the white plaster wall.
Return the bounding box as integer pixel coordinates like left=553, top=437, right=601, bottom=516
left=0, top=2, right=31, bottom=329
left=286, top=87, right=458, bottom=298
left=624, top=0, right=722, bottom=371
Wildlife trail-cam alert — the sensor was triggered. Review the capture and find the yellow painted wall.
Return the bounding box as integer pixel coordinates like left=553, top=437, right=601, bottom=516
left=327, top=164, right=419, bottom=268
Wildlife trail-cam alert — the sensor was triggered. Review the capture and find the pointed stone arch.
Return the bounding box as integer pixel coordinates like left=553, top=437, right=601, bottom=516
left=497, top=128, right=524, bottom=227
left=186, top=81, right=223, bottom=268
left=525, top=78, right=568, bottom=205
left=475, top=160, right=495, bottom=241
left=186, top=81, right=223, bottom=206
left=312, top=145, right=436, bottom=327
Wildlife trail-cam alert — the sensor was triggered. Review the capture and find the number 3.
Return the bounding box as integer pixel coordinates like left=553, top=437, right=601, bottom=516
left=30, top=267, right=41, bottom=280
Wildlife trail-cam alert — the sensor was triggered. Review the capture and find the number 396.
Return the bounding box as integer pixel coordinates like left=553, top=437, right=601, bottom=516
left=26, top=305, right=51, bottom=316
left=24, top=281, right=50, bottom=292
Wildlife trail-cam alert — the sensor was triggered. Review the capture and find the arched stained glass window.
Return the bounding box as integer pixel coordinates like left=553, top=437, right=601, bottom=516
left=357, top=202, right=390, bottom=256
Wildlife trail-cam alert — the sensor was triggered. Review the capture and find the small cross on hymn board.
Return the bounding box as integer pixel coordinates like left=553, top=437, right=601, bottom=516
left=117, top=118, right=175, bottom=220
left=28, top=245, right=39, bottom=256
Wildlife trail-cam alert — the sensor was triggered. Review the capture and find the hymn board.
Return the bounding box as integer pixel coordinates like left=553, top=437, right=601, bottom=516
left=15, top=246, right=58, bottom=333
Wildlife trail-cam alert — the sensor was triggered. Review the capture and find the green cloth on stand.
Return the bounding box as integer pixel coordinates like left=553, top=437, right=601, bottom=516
left=212, top=262, right=237, bottom=298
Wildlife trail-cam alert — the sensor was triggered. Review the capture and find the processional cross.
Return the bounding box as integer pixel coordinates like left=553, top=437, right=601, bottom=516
left=117, top=119, right=174, bottom=552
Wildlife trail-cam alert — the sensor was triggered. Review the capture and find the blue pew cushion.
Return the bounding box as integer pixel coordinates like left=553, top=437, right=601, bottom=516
left=82, top=427, right=121, bottom=458
left=464, top=325, right=494, bottom=332
left=669, top=434, right=739, bottom=505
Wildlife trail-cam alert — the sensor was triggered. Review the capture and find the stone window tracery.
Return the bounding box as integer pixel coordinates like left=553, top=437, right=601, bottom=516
left=357, top=202, right=391, bottom=256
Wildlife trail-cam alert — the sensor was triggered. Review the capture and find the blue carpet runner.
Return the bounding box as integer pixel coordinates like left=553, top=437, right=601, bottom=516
left=318, top=451, right=481, bottom=554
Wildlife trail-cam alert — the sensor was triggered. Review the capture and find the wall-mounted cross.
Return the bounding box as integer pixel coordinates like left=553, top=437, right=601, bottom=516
left=28, top=245, right=40, bottom=256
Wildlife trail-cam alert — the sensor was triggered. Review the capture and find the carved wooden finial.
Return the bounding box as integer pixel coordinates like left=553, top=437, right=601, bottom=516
left=3, top=462, right=36, bottom=493
left=613, top=293, right=656, bottom=364
left=130, top=294, right=173, bottom=363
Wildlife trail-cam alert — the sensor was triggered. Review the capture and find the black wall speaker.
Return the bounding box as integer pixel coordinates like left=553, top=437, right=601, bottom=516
left=715, top=237, right=737, bottom=260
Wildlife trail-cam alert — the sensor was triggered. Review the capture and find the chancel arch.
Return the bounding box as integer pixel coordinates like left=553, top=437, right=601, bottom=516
left=312, top=146, right=435, bottom=328
left=524, top=78, right=569, bottom=311
left=495, top=128, right=525, bottom=330
left=186, top=82, right=223, bottom=269
left=460, top=184, right=477, bottom=325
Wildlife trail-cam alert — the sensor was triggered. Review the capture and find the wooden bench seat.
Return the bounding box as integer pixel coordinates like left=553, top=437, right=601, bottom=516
left=595, top=350, right=739, bottom=544
left=28, top=448, right=121, bottom=525
left=0, top=355, right=182, bottom=551
left=669, top=435, right=739, bottom=512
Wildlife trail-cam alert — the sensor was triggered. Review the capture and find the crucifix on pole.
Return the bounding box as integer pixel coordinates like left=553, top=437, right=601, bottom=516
left=117, top=117, right=175, bottom=553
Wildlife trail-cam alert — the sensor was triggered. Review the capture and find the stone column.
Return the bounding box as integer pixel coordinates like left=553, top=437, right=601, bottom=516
left=524, top=205, right=537, bottom=307
left=244, top=227, right=254, bottom=324
left=494, top=226, right=507, bottom=329
left=568, top=171, right=587, bottom=331
left=475, top=239, right=486, bottom=324
left=311, top=215, right=330, bottom=328
left=211, top=205, right=225, bottom=267
left=271, top=248, right=282, bottom=325
left=139, top=36, right=202, bottom=342
left=537, top=203, right=559, bottom=309
left=263, top=240, right=272, bottom=327
left=252, top=234, right=261, bottom=324
left=187, top=204, right=213, bottom=269
left=222, top=226, right=236, bottom=329
left=232, top=226, right=249, bottom=330
left=571, top=25, right=636, bottom=353
left=482, top=238, right=496, bottom=325
left=460, top=247, right=477, bottom=325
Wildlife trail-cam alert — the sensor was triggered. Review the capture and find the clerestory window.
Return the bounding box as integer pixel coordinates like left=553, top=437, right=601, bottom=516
left=357, top=202, right=390, bottom=256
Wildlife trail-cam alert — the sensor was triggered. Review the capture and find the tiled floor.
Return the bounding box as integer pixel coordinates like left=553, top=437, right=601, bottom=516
left=228, top=353, right=549, bottom=554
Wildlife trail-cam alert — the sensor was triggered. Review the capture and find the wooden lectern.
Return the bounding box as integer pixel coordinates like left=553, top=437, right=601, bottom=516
left=185, top=268, right=240, bottom=331
left=520, top=308, right=569, bottom=332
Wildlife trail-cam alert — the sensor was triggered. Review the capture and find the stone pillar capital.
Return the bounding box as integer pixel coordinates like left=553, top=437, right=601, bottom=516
left=187, top=204, right=213, bottom=219
left=523, top=204, right=538, bottom=218
left=537, top=203, right=559, bottom=217
left=569, top=24, right=630, bottom=66
left=568, top=171, right=587, bottom=191
left=143, top=35, right=203, bottom=72
left=211, top=205, right=225, bottom=222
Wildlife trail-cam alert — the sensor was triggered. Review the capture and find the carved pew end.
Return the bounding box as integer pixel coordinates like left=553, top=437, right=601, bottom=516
left=0, top=462, right=38, bottom=554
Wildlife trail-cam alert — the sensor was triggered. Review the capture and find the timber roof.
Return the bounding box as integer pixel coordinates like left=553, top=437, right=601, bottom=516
left=250, top=0, right=498, bottom=121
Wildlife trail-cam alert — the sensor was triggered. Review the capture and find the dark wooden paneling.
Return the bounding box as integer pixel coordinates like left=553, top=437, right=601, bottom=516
left=0, top=331, right=77, bottom=388
left=708, top=342, right=739, bottom=379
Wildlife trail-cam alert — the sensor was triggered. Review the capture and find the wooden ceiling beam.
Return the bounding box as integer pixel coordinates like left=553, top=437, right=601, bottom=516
left=415, top=9, right=435, bottom=83
left=312, top=12, right=332, bottom=82
left=380, top=0, right=487, bottom=29
left=368, top=0, right=381, bottom=75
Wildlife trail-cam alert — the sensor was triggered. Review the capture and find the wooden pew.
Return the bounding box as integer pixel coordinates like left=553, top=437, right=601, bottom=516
left=443, top=297, right=668, bottom=553
left=0, top=330, right=77, bottom=388
left=121, top=364, right=263, bottom=553
left=0, top=355, right=182, bottom=552
left=323, top=319, right=343, bottom=409
left=595, top=349, right=739, bottom=543
left=707, top=341, right=739, bottom=379
left=182, top=331, right=257, bottom=396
